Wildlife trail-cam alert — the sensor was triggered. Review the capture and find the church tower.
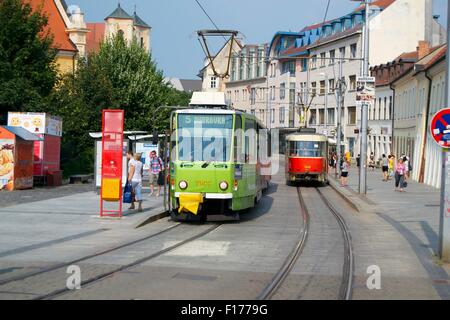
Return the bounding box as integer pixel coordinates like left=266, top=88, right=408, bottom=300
left=104, top=3, right=151, bottom=53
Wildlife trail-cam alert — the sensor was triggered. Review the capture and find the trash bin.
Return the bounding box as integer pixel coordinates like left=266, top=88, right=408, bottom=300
left=47, top=170, right=62, bottom=187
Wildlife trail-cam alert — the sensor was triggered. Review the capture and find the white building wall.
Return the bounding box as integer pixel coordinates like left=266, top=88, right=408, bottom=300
left=369, top=0, right=436, bottom=66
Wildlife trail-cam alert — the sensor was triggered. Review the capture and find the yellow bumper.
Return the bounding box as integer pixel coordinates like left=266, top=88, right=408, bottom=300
left=178, top=193, right=204, bottom=215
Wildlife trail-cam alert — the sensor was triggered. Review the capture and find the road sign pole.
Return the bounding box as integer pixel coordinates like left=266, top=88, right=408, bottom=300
left=359, top=0, right=370, bottom=194
left=439, top=1, right=450, bottom=262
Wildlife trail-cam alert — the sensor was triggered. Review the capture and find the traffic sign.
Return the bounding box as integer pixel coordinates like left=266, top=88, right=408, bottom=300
left=430, top=108, right=450, bottom=148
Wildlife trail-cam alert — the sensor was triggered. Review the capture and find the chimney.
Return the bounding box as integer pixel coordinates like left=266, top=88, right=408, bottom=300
left=417, top=41, right=430, bottom=60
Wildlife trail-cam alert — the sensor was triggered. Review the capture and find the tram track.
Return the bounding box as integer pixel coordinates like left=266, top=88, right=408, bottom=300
left=257, top=186, right=353, bottom=300
left=0, top=223, right=182, bottom=287
left=256, top=187, right=310, bottom=300
left=0, top=222, right=223, bottom=300
left=33, top=223, right=222, bottom=300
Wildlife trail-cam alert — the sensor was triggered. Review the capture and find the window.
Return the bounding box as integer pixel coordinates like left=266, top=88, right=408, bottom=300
left=311, top=55, right=317, bottom=69
left=320, top=52, right=326, bottom=67
left=348, top=106, right=356, bottom=124
left=234, top=115, right=243, bottom=162
left=271, top=109, right=275, bottom=123
left=301, top=58, right=308, bottom=71
left=329, top=50, right=335, bottom=65
left=140, top=37, right=144, bottom=48
left=210, top=76, right=217, bottom=89
left=319, top=109, right=325, bottom=125
left=280, top=107, right=285, bottom=124
left=257, top=48, right=264, bottom=77
left=289, top=83, right=295, bottom=105
left=248, top=49, right=254, bottom=79
left=250, top=88, right=256, bottom=105
left=280, top=83, right=286, bottom=100
left=251, top=109, right=255, bottom=115
left=282, top=61, right=296, bottom=76
left=327, top=108, right=335, bottom=125
left=339, top=47, right=346, bottom=62
left=320, top=80, right=326, bottom=95
left=349, top=75, right=356, bottom=91
left=309, top=109, right=316, bottom=125
left=350, top=44, right=357, bottom=59
left=311, top=82, right=317, bottom=96
left=328, top=79, right=335, bottom=93
left=239, top=54, right=244, bottom=80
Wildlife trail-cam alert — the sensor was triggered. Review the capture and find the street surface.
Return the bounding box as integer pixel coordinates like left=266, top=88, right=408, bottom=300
left=0, top=158, right=449, bottom=300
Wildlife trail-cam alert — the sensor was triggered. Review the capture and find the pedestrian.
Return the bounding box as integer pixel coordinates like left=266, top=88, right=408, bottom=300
left=149, top=150, right=163, bottom=197
left=381, top=154, right=389, bottom=181
left=340, top=159, right=349, bottom=187
left=369, top=152, right=375, bottom=171
left=329, top=152, right=336, bottom=171
left=128, top=153, right=143, bottom=212
left=403, top=155, right=411, bottom=180
left=388, top=154, right=395, bottom=180
left=394, top=157, right=406, bottom=192
left=356, top=154, right=360, bottom=168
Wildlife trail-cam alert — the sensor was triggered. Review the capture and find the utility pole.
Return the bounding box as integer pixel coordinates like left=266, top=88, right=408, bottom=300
left=439, top=0, right=450, bottom=262
left=359, top=0, right=370, bottom=194
left=336, top=60, right=343, bottom=179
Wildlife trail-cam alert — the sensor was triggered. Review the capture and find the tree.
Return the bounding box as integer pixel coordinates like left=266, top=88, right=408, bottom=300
left=0, top=0, right=57, bottom=122
left=49, top=34, right=191, bottom=176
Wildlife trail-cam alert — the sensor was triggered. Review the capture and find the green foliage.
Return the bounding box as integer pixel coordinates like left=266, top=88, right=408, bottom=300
left=48, top=34, right=191, bottom=175
left=0, top=0, right=57, bottom=117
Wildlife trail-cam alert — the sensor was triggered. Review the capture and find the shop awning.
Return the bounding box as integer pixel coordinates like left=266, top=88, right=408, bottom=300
left=3, top=126, right=42, bottom=141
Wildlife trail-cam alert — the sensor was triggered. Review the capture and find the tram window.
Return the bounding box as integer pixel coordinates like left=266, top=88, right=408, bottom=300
left=245, top=118, right=256, bottom=164
left=288, top=141, right=326, bottom=157
left=234, top=115, right=243, bottom=162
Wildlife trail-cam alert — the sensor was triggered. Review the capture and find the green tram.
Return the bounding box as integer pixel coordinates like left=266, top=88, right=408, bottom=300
left=169, top=106, right=271, bottom=222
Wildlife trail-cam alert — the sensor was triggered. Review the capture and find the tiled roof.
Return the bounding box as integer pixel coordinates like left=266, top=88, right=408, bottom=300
left=133, top=12, right=150, bottom=28
left=27, top=0, right=78, bottom=52
left=280, top=44, right=309, bottom=57
left=419, top=45, right=446, bottom=71
left=86, top=23, right=105, bottom=53
left=105, top=3, right=132, bottom=20
left=354, top=0, right=395, bottom=12
left=309, top=24, right=362, bottom=48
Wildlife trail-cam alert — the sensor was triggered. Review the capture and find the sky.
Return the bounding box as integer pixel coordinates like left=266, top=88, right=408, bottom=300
left=71, top=0, right=448, bottom=79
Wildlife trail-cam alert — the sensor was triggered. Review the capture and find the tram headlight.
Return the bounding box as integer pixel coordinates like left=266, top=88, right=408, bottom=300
left=179, top=180, right=188, bottom=190
left=219, top=181, right=228, bottom=191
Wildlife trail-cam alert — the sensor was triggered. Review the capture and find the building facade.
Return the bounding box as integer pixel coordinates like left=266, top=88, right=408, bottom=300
left=28, top=0, right=79, bottom=74
left=369, top=47, right=420, bottom=161
left=198, top=37, right=243, bottom=94
left=221, top=0, right=445, bottom=158
left=391, top=44, right=446, bottom=188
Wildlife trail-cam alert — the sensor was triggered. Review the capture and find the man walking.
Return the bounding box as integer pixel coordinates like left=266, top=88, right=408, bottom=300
left=149, top=150, right=163, bottom=197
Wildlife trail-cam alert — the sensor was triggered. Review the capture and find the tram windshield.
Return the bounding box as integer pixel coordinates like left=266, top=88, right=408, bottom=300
left=288, top=141, right=326, bottom=157
left=177, top=114, right=233, bottom=162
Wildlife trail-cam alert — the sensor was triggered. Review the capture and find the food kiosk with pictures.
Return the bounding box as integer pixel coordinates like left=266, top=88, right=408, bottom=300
left=0, top=126, right=41, bottom=191
left=7, top=112, right=63, bottom=186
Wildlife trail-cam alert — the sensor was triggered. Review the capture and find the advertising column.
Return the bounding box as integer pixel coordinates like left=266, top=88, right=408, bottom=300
left=100, top=110, right=124, bottom=217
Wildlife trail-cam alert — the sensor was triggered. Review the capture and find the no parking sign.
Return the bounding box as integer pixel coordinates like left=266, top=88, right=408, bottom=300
left=430, top=108, right=450, bottom=148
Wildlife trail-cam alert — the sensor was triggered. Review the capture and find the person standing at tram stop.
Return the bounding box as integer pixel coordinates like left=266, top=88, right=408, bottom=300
left=394, top=157, right=406, bottom=192
left=149, top=150, right=163, bottom=197
left=128, top=153, right=144, bottom=212
left=381, top=154, right=389, bottom=182
left=340, top=159, right=350, bottom=187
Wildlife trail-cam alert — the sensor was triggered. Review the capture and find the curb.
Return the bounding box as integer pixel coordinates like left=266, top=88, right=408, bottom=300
left=327, top=177, right=362, bottom=213
left=134, top=210, right=169, bottom=229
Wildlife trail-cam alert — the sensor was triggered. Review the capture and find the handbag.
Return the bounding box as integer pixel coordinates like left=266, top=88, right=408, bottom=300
left=157, top=171, right=165, bottom=186
left=403, top=181, right=408, bottom=188
left=123, top=181, right=133, bottom=203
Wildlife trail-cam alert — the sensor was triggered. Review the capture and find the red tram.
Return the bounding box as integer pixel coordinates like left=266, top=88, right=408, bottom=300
left=285, top=131, right=334, bottom=185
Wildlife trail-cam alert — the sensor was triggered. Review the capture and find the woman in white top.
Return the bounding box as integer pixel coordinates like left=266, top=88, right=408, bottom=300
left=128, top=153, right=143, bottom=212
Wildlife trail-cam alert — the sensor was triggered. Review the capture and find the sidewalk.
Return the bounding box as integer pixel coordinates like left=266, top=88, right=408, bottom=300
left=0, top=188, right=167, bottom=265
left=328, top=167, right=450, bottom=298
